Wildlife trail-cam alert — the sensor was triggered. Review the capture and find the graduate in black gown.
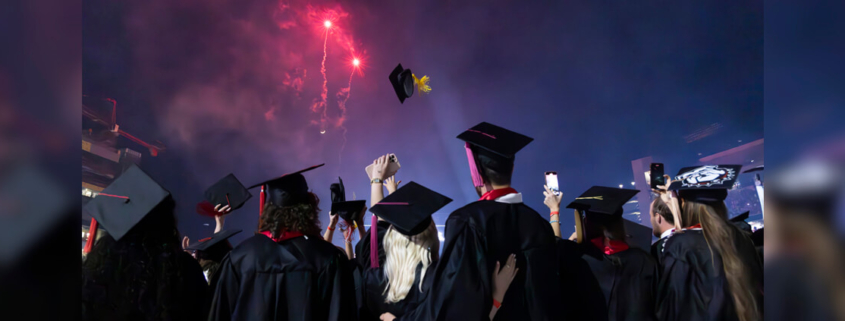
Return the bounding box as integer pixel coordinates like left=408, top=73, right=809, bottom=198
left=655, top=165, right=763, bottom=321
left=358, top=182, right=450, bottom=320
left=81, top=165, right=209, bottom=321
left=207, top=164, right=357, bottom=321
left=566, top=186, right=658, bottom=321
left=543, top=184, right=609, bottom=321
left=396, top=122, right=561, bottom=321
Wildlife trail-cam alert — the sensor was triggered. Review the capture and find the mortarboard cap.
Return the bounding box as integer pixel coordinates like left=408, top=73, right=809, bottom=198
left=566, top=186, right=639, bottom=217
left=389, top=64, right=414, bottom=103
left=186, top=229, right=242, bottom=252
left=669, top=165, right=742, bottom=202
left=330, top=176, right=367, bottom=222
left=457, top=122, right=533, bottom=160
left=457, top=122, right=533, bottom=176
left=335, top=200, right=367, bottom=222
left=197, top=173, right=252, bottom=216
left=369, top=181, right=452, bottom=236
left=622, top=219, right=653, bottom=251
left=188, top=229, right=241, bottom=262
left=83, top=165, right=171, bottom=241
left=248, top=164, right=324, bottom=207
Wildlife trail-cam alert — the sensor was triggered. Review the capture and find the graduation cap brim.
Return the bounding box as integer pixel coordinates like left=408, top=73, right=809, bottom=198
left=457, top=122, right=534, bottom=159
left=185, top=229, right=242, bottom=251
left=83, top=165, right=171, bottom=241
left=730, top=211, right=750, bottom=222
left=247, top=164, right=325, bottom=189
left=369, top=181, right=452, bottom=236
left=333, top=200, right=366, bottom=222
left=566, top=186, right=639, bottom=216
left=203, top=173, right=252, bottom=211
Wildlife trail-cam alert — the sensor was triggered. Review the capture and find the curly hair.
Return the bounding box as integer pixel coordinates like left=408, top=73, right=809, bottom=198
left=258, top=192, right=322, bottom=238
left=81, top=197, right=207, bottom=320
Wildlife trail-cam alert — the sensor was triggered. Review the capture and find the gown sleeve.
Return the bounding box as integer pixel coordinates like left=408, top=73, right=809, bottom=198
left=397, top=218, right=490, bottom=321
left=207, top=254, right=239, bottom=321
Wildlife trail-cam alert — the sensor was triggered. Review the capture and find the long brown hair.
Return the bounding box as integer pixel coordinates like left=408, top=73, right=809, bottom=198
left=680, top=200, right=760, bottom=321
left=258, top=192, right=322, bottom=238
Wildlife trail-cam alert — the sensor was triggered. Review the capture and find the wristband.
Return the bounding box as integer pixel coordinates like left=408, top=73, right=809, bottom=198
left=550, top=211, right=560, bottom=217
left=371, top=178, right=383, bottom=184
left=492, top=298, right=502, bottom=309
left=550, top=220, right=559, bottom=223
left=327, top=226, right=334, bottom=231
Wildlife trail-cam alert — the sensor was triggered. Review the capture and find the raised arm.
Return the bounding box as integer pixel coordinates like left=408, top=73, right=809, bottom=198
left=543, top=185, right=563, bottom=238
left=323, top=211, right=340, bottom=242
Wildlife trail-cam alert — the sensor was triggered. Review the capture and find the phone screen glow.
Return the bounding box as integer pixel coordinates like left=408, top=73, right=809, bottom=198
left=545, top=173, right=561, bottom=195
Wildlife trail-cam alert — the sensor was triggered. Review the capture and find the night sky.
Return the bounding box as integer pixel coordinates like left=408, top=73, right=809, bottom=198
left=83, top=0, right=764, bottom=247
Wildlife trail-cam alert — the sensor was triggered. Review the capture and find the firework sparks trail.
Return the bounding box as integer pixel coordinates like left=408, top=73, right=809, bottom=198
left=319, top=27, right=330, bottom=133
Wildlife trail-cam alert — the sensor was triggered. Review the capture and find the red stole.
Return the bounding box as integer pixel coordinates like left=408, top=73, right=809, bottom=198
left=479, top=187, right=518, bottom=201
left=590, top=237, right=630, bottom=255
left=260, top=230, right=304, bottom=243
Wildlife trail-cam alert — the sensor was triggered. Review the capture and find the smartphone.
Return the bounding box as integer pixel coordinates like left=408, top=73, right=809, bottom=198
left=545, top=171, right=561, bottom=196
left=650, top=163, right=665, bottom=189
left=365, top=154, right=401, bottom=180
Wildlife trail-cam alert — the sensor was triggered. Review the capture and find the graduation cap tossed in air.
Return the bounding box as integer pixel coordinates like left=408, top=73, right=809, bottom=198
left=457, top=122, right=534, bottom=187
left=669, top=165, right=742, bottom=202
left=186, top=229, right=242, bottom=262
left=196, top=173, right=252, bottom=217
left=330, top=177, right=366, bottom=223
left=369, top=181, right=452, bottom=236
left=248, top=164, right=324, bottom=215
left=83, top=164, right=171, bottom=242
left=566, top=186, right=639, bottom=243
left=388, top=63, right=430, bottom=104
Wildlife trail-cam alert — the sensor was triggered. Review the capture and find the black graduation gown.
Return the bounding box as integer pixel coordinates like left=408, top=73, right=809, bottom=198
left=581, top=243, right=658, bottom=321
left=650, top=237, right=668, bottom=272
left=81, top=251, right=209, bottom=321
left=354, top=220, right=391, bottom=269
left=398, top=200, right=561, bottom=321
left=556, top=238, right=609, bottom=321
left=655, top=229, right=763, bottom=321
left=359, top=263, right=432, bottom=321
left=208, top=234, right=357, bottom=321
left=352, top=220, right=391, bottom=319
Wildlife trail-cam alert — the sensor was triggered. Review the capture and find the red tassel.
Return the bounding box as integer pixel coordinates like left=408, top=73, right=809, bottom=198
left=370, top=214, right=379, bottom=268
left=83, top=218, right=98, bottom=254
left=259, top=186, right=266, bottom=217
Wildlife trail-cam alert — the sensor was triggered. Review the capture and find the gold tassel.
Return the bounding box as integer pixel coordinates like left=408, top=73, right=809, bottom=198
left=412, top=74, right=431, bottom=93
left=575, top=196, right=603, bottom=200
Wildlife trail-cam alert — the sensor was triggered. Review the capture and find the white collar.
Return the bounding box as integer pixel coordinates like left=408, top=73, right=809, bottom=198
left=495, top=193, right=523, bottom=204
left=660, top=229, right=673, bottom=240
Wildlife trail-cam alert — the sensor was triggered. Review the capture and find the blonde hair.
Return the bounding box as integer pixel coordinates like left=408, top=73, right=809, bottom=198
left=681, top=200, right=761, bottom=321
left=382, top=222, right=439, bottom=303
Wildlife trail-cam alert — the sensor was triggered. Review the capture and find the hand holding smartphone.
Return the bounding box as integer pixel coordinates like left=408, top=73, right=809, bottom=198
left=544, top=172, right=561, bottom=196
left=365, top=154, right=401, bottom=180
left=650, top=163, right=665, bottom=189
